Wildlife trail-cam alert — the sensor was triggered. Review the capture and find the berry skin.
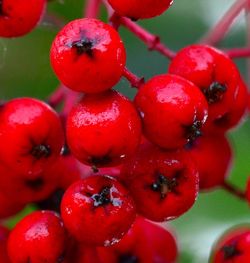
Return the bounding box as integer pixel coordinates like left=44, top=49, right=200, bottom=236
left=168, top=45, right=242, bottom=132
left=66, top=90, right=141, bottom=167
left=0, top=0, right=46, bottom=37
left=121, top=142, right=199, bottom=222
left=0, top=225, right=10, bottom=263
left=188, top=134, right=232, bottom=190
left=61, top=175, right=136, bottom=246
left=134, top=74, right=208, bottom=149
left=108, top=0, right=173, bottom=20
left=8, top=211, right=68, bottom=263
left=50, top=18, right=126, bottom=93
left=0, top=190, right=24, bottom=219
left=0, top=98, right=64, bottom=177
left=105, top=216, right=178, bottom=263
left=210, top=226, right=250, bottom=262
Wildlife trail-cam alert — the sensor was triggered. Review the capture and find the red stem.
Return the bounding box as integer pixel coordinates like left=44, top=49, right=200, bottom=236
left=118, top=16, right=176, bottom=59
left=225, top=47, right=250, bottom=58
left=200, top=0, right=247, bottom=45
left=222, top=181, right=246, bottom=200
left=245, top=0, right=250, bottom=85
left=84, top=0, right=102, bottom=18
left=123, top=67, right=145, bottom=88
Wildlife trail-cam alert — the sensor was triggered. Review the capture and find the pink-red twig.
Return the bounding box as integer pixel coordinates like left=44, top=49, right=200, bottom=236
left=118, top=16, right=176, bottom=59
left=225, top=47, right=250, bottom=58
left=222, top=181, right=246, bottom=200
left=123, top=67, right=145, bottom=88
left=200, top=0, right=247, bottom=45
left=84, top=0, right=102, bottom=18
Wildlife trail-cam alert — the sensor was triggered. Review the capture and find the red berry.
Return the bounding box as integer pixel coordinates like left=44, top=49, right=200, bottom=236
left=210, top=226, right=250, bottom=262
left=50, top=18, right=126, bottom=93
left=0, top=0, right=46, bottom=37
left=108, top=0, right=173, bottom=19
left=121, top=142, right=199, bottom=222
left=66, top=90, right=141, bottom=167
left=0, top=162, right=61, bottom=204
left=168, top=45, right=242, bottom=132
left=0, top=190, right=24, bottom=219
left=107, top=216, right=178, bottom=263
left=61, top=175, right=136, bottom=246
left=0, top=98, right=64, bottom=177
left=135, top=74, right=208, bottom=149
left=188, top=134, right=232, bottom=190
left=0, top=225, right=10, bottom=263
left=8, top=211, right=68, bottom=263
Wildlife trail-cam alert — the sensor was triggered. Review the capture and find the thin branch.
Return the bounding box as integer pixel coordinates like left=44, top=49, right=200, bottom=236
left=200, top=0, right=247, bottom=45
left=118, top=16, right=176, bottom=59
left=84, top=0, right=102, bottom=18
left=225, top=47, right=250, bottom=58
left=222, top=181, right=246, bottom=200
left=123, top=67, right=145, bottom=88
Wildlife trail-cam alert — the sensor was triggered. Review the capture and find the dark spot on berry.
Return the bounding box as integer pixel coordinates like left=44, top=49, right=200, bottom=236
left=213, top=113, right=230, bottom=127
left=89, top=155, right=112, bottom=167
left=91, top=165, right=99, bottom=173
left=92, top=187, right=111, bottom=207
left=203, top=82, right=227, bottom=104
left=30, top=144, right=51, bottom=159
left=61, top=144, right=70, bottom=156
left=222, top=243, right=241, bottom=260
left=0, top=0, right=4, bottom=16
left=151, top=172, right=180, bottom=199
left=185, top=120, right=202, bottom=144
left=36, top=189, right=65, bottom=213
left=25, top=177, right=44, bottom=190
left=57, top=253, right=65, bottom=263
left=119, top=254, right=139, bottom=263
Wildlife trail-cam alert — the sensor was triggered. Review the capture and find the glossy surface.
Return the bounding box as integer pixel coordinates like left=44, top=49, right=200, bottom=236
left=50, top=18, right=126, bottom=93
left=210, top=226, right=250, bottom=263
left=121, top=142, right=199, bottom=222
left=66, top=90, right=141, bottom=167
left=108, top=0, right=173, bottom=19
left=0, top=0, right=46, bottom=37
left=0, top=98, right=64, bottom=178
left=108, top=216, right=178, bottom=263
left=188, top=134, right=232, bottom=190
left=169, top=45, right=242, bottom=132
left=61, top=175, right=136, bottom=246
left=8, top=211, right=67, bottom=263
left=135, top=74, right=208, bottom=149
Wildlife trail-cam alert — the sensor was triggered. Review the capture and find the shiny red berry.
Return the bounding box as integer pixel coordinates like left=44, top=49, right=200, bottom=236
left=121, top=142, right=199, bottom=222
left=108, top=0, right=173, bottom=20
left=8, top=211, right=68, bottom=263
left=61, top=175, right=136, bottom=246
left=66, top=90, right=141, bottom=167
left=107, top=216, right=178, bottom=263
left=0, top=225, right=10, bottom=263
left=210, top=226, right=250, bottom=262
left=188, top=134, right=232, bottom=190
left=50, top=18, right=126, bottom=93
left=0, top=0, right=46, bottom=37
left=0, top=98, right=64, bottom=177
left=168, top=45, right=242, bottom=132
left=135, top=74, right=208, bottom=149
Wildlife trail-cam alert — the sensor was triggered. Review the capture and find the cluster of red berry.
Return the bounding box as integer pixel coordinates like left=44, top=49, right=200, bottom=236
left=0, top=0, right=250, bottom=262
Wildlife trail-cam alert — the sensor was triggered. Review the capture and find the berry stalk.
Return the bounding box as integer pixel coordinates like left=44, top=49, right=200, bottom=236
left=222, top=181, right=246, bottom=200
left=84, top=0, right=102, bottom=18
left=123, top=67, right=144, bottom=88
left=225, top=47, right=250, bottom=58
left=200, top=0, right=247, bottom=45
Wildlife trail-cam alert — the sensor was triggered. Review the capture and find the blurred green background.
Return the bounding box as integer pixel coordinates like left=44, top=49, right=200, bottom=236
left=1, top=0, right=250, bottom=262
